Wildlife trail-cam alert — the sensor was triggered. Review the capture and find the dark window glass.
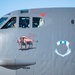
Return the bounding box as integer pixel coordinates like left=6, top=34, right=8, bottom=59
left=1, top=17, right=16, bottom=29
left=32, top=17, right=44, bottom=28
left=20, top=10, right=29, bottom=13
left=71, top=19, right=74, bottom=24
left=19, top=17, right=30, bottom=28
left=0, top=17, right=8, bottom=26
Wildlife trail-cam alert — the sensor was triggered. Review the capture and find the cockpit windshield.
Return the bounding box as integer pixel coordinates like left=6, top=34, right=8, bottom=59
left=19, top=17, right=30, bottom=28
left=32, top=17, right=44, bottom=28
left=0, top=17, right=8, bottom=26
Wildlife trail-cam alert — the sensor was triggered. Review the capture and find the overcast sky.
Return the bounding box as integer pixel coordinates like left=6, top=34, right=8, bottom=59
left=0, top=0, right=75, bottom=17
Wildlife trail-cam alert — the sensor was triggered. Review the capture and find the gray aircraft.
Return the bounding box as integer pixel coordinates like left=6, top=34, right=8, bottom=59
left=0, top=8, right=75, bottom=75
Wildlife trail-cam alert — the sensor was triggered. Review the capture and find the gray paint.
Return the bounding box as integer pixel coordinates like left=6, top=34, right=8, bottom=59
left=0, top=8, right=75, bottom=75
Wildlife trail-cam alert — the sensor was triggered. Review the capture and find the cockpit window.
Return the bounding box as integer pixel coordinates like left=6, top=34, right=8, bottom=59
left=32, top=17, right=44, bottom=28
left=0, top=17, right=8, bottom=26
left=19, top=17, right=30, bottom=28
left=1, top=17, right=16, bottom=29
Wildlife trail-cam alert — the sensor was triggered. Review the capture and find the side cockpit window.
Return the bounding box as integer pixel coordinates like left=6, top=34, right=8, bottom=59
left=0, top=17, right=8, bottom=26
left=32, top=17, right=44, bottom=28
left=1, top=17, right=16, bottom=29
left=19, top=17, right=30, bottom=28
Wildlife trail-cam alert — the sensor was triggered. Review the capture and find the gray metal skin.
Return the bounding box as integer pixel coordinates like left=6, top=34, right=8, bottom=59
left=0, top=8, right=75, bottom=75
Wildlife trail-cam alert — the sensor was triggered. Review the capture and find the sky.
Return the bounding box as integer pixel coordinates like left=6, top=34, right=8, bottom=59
left=0, top=0, right=75, bottom=17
